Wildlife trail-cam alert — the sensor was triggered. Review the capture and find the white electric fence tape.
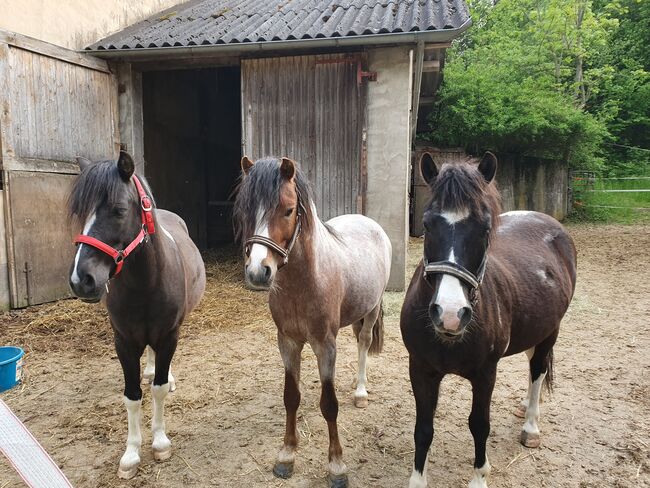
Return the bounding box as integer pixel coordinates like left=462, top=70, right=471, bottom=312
left=0, top=399, right=73, bottom=487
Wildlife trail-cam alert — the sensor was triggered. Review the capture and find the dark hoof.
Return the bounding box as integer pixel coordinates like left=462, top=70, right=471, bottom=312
left=273, top=461, right=294, bottom=479
left=520, top=430, right=541, bottom=448
left=328, top=473, right=349, bottom=488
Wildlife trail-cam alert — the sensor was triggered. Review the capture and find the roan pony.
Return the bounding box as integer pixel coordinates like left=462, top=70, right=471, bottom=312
left=68, top=151, right=205, bottom=479
left=233, top=156, right=392, bottom=488
left=401, top=152, right=577, bottom=488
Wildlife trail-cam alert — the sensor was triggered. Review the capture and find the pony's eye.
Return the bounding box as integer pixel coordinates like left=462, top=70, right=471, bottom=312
left=285, top=208, right=294, bottom=217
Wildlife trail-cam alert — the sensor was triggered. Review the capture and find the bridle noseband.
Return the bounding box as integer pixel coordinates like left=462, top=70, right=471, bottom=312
left=423, top=240, right=489, bottom=306
left=245, top=192, right=305, bottom=268
left=74, top=175, right=155, bottom=277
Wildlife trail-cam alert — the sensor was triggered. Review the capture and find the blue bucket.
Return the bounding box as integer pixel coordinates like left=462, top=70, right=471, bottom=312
left=0, top=346, right=24, bottom=392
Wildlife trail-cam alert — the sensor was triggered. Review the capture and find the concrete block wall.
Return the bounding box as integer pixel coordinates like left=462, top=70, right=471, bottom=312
left=366, top=46, right=413, bottom=291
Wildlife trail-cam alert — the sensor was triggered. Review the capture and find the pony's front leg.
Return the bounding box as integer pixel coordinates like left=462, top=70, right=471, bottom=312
left=142, top=345, right=176, bottom=392
left=150, top=340, right=177, bottom=462
left=468, top=366, right=497, bottom=488
left=315, top=337, right=348, bottom=488
left=115, top=339, right=145, bottom=479
left=408, top=358, right=442, bottom=488
left=273, top=332, right=304, bottom=479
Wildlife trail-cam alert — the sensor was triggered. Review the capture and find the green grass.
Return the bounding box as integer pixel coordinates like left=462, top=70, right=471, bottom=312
left=570, top=176, right=650, bottom=224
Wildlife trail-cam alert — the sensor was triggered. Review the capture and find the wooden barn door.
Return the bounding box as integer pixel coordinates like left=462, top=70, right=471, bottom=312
left=241, top=54, right=368, bottom=220
left=0, top=31, right=119, bottom=307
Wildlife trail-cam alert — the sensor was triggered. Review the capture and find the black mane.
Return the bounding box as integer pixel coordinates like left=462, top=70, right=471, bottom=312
left=68, top=160, right=155, bottom=227
left=233, top=157, right=316, bottom=242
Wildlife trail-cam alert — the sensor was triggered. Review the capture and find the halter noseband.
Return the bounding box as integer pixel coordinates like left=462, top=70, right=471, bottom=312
left=73, top=174, right=155, bottom=276
left=423, top=246, right=489, bottom=306
left=245, top=192, right=305, bottom=268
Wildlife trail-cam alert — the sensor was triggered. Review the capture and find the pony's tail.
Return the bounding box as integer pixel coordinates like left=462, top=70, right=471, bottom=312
left=368, top=303, right=384, bottom=356
left=544, top=348, right=554, bottom=395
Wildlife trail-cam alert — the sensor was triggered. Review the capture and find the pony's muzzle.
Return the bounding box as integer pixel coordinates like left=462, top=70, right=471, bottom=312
left=70, top=270, right=102, bottom=302
left=430, top=303, right=472, bottom=338
left=245, top=262, right=274, bottom=290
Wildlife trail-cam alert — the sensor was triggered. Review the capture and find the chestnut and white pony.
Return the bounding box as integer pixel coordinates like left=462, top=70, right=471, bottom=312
left=233, top=156, right=391, bottom=488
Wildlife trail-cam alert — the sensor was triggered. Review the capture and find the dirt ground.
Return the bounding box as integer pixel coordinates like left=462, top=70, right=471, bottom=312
left=1, top=224, right=649, bottom=488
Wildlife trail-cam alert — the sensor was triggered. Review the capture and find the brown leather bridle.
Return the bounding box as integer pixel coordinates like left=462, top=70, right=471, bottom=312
left=245, top=191, right=305, bottom=268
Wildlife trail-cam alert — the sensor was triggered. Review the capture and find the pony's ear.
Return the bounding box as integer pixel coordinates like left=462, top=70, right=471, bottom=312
left=241, top=156, right=254, bottom=175
left=76, top=157, right=92, bottom=172
left=280, top=157, right=296, bottom=180
left=117, top=150, right=135, bottom=182
left=478, top=151, right=497, bottom=183
left=419, top=152, right=439, bottom=185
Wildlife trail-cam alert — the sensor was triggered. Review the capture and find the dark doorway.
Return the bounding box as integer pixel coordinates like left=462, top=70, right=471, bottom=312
left=142, top=66, right=241, bottom=249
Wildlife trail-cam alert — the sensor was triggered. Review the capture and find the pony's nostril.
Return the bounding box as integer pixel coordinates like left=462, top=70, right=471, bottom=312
left=458, top=306, right=472, bottom=326
left=263, top=265, right=272, bottom=280
left=429, top=304, right=443, bottom=325
left=82, top=273, right=95, bottom=292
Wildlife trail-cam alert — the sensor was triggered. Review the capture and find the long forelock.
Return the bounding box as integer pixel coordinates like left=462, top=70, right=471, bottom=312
left=430, top=163, right=501, bottom=233
left=67, top=160, right=154, bottom=228
left=233, top=157, right=315, bottom=242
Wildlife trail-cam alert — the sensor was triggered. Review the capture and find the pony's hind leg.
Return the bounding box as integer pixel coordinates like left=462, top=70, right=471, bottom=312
left=520, top=334, right=557, bottom=448
left=115, top=338, right=146, bottom=479
left=142, top=345, right=176, bottom=392
left=150, top=340, right=178, bottom=462
left=314, top=337, right=348, bottom=488
left=514, top=348, right=535, bottom=418
left=353, top=303, right=382, bottom=408
left=273, top=332, right=304, bottom=479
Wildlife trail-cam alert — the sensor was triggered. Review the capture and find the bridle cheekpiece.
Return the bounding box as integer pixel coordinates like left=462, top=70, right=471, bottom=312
left=73, top=174, right=155, bottom=277
left=245, top=191, right=305, bottom=268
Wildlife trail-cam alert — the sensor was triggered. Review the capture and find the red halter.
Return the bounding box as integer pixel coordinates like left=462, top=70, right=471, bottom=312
left=73, top=175, right=156, bottom=276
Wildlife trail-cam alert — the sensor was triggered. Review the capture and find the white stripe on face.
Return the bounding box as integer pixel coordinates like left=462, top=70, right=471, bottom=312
left=440, top=208, right=469, bottom=224
left=71, top=212, right=96, bottom=285
left=435, top=249, right=469, bottom=330
left=249, top=208, right=270, bottom=269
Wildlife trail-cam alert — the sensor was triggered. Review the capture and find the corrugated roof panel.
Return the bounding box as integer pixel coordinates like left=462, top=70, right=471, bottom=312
left=87, top=0, right=470, bottom=51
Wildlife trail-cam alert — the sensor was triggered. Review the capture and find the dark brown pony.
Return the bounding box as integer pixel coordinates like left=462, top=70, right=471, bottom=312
left=233, top=156, right=392, bottom=488
left=401, top=153, right=577, bottom=488
left=68, top=151, right=205, bottom=479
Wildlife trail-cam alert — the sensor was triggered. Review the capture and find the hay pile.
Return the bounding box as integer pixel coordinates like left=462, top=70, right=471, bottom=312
left=0, top=246, right=272, bottom=355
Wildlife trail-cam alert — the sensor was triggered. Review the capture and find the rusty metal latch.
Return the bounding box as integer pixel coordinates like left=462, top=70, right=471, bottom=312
left=357, top=64, right=377, bottom=85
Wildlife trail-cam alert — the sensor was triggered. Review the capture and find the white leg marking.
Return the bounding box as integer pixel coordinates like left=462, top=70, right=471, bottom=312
left=70, top=212, right=96, bottom=285
left=151, top=383, right=172, bottom=460
left=118, top=397, right=142, bottom=478
left=354, top=323, right=372, bottom=407
left=468, top=458, right=491, bottom=488
left=409, top=455, right=428, bottom=488
left=142, top=346, right=155, bottom=383
left=523, top=372, right=546, bottom=436
left=141, top=347, right=176, bottom=391
left=277, top=446, right=296, bottom=464
left=328, top=458, right=347, bottom=477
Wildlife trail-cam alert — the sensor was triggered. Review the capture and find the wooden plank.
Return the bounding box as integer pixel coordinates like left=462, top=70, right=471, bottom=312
left=0, top=43, right=13, bottom=160
left=117, top=63, right=144, bottom=171
left=0, top=29, right=109, bottom=73
left=410, top=41, right=425, bottom=145
left=2, top=171, right=18, bottom=307
left=422, top=60, right=440, bottom=72
left=1, top=156, right=79, bottom=174
left=6, top=171, right=76, bottom=307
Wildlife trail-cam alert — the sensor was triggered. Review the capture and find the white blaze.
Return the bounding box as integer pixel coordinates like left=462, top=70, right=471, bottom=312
left=435, top=249, right=469, bottom=331
left=248, top=208, right=270, bottom=270
left=71, top=212, right=96, bottom=285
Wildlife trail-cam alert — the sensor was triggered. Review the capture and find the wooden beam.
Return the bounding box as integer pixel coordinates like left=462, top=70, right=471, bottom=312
left=1, top=156, right=80, bottom=174
left=0, top=29, right=110, bottom=73
left=422, top=60, right=440, bottom=72
left=419, top=96, right=436, bottom=105
left=410, top=41, right=425, bottom=146
left=424, top=42, right=451, bottom=51
left=116, top=63, right=145, bottom=174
